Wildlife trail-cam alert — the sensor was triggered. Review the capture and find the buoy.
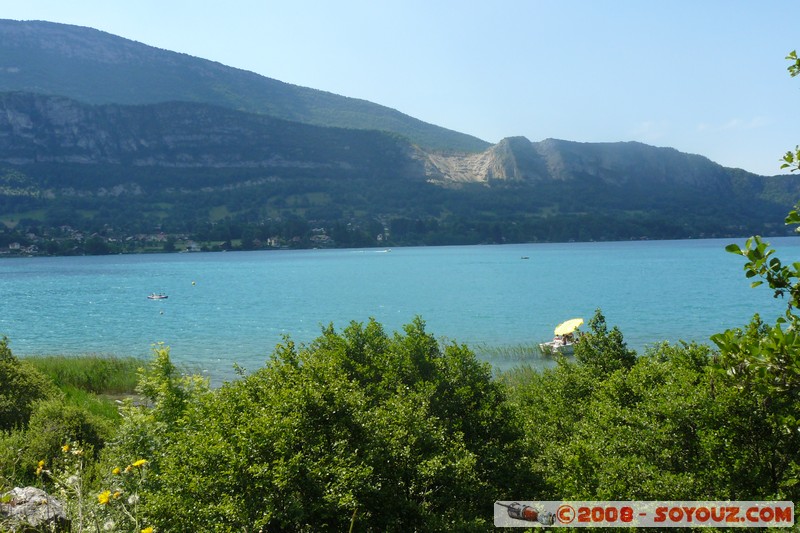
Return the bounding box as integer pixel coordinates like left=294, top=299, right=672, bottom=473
left=192, top=281, right=196, bottom=285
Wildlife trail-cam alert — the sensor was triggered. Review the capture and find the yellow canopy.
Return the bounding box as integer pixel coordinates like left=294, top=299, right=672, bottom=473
left=554, top=318, right=583, bottom=336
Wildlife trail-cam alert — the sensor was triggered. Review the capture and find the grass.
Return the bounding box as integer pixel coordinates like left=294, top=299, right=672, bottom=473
left=22, top=354, right=144, bottom=395
left=61, top=384, right=124, bottom=420
left=473, top=341, right=570, bottom=377
left=472, top=341, right=553, bottom=361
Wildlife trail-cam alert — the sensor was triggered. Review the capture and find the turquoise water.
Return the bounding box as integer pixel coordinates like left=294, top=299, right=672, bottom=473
left=1, top=238, right=797, bottom=383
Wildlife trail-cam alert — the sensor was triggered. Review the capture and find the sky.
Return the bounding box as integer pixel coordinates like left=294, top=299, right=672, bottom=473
left=2, top=0, right=798, bottom=176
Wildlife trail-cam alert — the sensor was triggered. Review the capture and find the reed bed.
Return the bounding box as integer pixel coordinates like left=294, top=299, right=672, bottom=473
left=21, top=354, right=144, bottom=395
left=472, top=341, right=554, bottom=361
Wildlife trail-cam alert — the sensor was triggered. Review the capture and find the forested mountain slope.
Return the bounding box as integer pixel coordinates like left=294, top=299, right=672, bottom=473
left=0, top=19, right=488, bottom=153
left=0, top=18, right=798, bottom=253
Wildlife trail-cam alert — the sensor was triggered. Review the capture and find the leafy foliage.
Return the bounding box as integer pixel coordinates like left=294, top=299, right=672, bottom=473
left=711, top=51, right=800, bottom=425
left=711, top=218, right=800, bottom=493
left=0, top=336, right=58, bottom=431
left=505, top=331, right=799, bottom=504
left=574, top=309, right=637, bottom=375
left=788, top=50, right=800, bottom=78
left=27, top=399, right=112, bottom=460
left=3, top=310, right=800, bottom=527
left=0, top=343, right=118, bottom=492
left=708, top=54, right=800, bottom=495
left=116, top=318, right=533, bottom=531
left=782, top=52, right=800, bottom=175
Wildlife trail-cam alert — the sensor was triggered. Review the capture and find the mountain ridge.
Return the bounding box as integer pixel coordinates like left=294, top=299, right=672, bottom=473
left=0, top=19, right=489, bottom=153
left=0, top=91, right=768, bottom=193
left=0, top=20, right=798, bottom=252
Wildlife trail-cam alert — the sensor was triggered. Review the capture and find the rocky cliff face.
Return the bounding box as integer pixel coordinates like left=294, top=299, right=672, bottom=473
left=0, top=92, right=777, bottom=201
left=1, top=92, right=796, bottom=245
left=420, top=135, right=742, bottom=192
left=420, top=137, right=544, bottom=184
left=0, top=93, right=423, bottom=177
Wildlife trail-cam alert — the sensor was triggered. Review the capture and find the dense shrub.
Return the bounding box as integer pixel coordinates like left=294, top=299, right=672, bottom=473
left=503, top=315, right=800, bottom=504
left=0, top=397, right=115, bottom=489
left=25, top=398, right=114, bottom=462
left=0, top=336, right=58, bottom=431
left=122, top=318, right=535, bottom=531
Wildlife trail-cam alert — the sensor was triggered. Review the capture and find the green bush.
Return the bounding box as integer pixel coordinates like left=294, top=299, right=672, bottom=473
left=503, top=325, right=799, bottom=503
left=0, top=397, right=115, bottom=489
left=124, top=318, right=534, bottom=531
left=25, top=397, right=114, bottom=462
left=574, top=309, right=636, bottom=375
left=0, top=336, right=58, bottom=431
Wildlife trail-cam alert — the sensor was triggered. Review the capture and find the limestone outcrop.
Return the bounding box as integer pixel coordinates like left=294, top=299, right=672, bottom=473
left=0, top=486, right=69, bottom=532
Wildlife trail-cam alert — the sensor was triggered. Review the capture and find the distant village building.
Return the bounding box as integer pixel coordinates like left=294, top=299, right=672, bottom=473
left=310, top=234, right=332, bottom=245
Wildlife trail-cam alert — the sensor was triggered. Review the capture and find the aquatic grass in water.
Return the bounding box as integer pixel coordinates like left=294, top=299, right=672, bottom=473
left=21, top=354, right=144, bottom=395
left=471, top=341, right=569, bottom=375
left=472, top=341, right=553, bottom=360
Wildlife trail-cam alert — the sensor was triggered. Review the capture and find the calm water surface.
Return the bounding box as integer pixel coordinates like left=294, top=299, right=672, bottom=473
left=1, top=238, right=797, bottom=383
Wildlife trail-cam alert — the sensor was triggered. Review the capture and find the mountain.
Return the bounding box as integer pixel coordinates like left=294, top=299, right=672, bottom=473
left=0, top=19, right=798, bottom=253
left=0, top=92, right=424, bottom=178
left=1, top=91, right=797, bottom=253
left=0, top=19, right=488, bottom=153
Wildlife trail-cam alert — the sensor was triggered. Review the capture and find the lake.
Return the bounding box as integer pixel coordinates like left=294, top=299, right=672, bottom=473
left=1, top=238, right=796, bottom=383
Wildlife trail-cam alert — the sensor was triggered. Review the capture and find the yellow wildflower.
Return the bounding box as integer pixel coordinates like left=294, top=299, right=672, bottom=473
left=141, top=527, right=154, bottom=533
left=112, top=467, right=121, bottom=475
left=35, top=460, right=45, bottom=476
left=131, top=459, right=148, bottom=468
left=112, top=491, right=122, bottom=500
left=124, top=465, right=133, bottom=473
left=97, top=490, right=111, bottom=505
left=61, top=444, right=70, bottom=453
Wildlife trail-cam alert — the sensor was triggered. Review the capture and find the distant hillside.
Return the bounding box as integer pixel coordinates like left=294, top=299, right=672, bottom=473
left=0, top=92, right=424, bottom=181
left=0, top=17, right=799, bottom=253
left=0, top=19, right=489, bottom=153
left=423, top=137, right=734, bottom=185
left=0, top=91, right=798, bottom=253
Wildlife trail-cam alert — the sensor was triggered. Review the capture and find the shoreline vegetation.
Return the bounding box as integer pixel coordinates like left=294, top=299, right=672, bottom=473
left=4, top=203, right=800, bottom=528
left=21, top=355, right=144, bottom=396
left=3, top=306, right=800, bottom=529
left=18, top=340, right=559, bottom=388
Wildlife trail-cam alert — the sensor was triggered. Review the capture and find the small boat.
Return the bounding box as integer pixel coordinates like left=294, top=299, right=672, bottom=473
left=147, top=293, right=168, bottom=300
left=539, top=318, right=583, bottom=355
left=539, top=337, right=575, bottom=356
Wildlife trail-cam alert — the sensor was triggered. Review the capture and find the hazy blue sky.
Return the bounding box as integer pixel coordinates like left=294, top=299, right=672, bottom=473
left=3, top=1, right=797, bottom=176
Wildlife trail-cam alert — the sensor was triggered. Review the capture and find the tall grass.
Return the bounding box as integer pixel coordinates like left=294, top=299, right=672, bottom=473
left=22, top=354, right=144, bottom=395
left=472, top=341, right=552, bottom=361
left=60, top=384, right=124, bottom=420
left=472, top=341, right=569, bottom=376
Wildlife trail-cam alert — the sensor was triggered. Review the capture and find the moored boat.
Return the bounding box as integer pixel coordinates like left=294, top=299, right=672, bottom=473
left=147, top=293, right=168, bottom=300
left=539, top=317, right=583, bottom=355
